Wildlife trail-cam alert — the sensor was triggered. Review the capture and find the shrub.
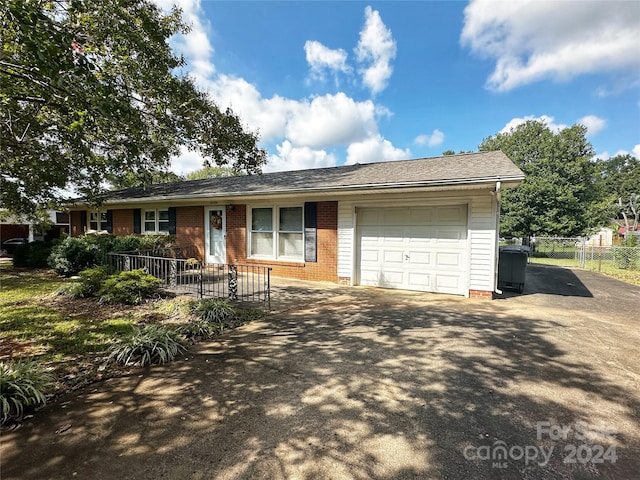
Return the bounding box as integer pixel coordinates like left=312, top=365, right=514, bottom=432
left=47, top=234, right=177, bottom=276
left=78, top=266, right=110, bottom=296
left=98, top=269, right=162, bottom=304
left=60, top=266, right=110, bottom=298
left=108, top=325, right=187, bottom=366
left=1, top=360, right=53, bottom=423
left=48, top=236, right=101, bottom=276
left=12, top=241, right=52, bottom=268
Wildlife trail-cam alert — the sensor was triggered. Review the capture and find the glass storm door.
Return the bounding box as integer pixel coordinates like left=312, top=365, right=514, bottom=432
left=205, top=208, right=226, bottom=264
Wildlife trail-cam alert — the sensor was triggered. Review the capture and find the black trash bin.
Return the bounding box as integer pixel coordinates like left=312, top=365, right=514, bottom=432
left=498, top=245, right=529, bottom=293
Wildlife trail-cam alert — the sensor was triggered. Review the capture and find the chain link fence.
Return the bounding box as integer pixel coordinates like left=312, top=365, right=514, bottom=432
left=524, top=236, right=640, bottom=272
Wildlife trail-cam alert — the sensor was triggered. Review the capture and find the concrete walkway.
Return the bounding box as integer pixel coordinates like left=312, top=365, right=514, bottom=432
left=2, top=265, right=639, bottom=479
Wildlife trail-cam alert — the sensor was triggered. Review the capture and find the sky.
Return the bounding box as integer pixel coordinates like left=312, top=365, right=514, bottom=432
left=154, top=0, right=640, bottom=175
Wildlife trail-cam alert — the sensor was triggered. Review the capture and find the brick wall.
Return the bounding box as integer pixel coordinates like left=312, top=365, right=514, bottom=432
left=226, top=204, right=246, bottom=263
left=112, top=209, right=134, bottom=236
left=175, top=206, right=205, bottom=260
left=226, top=202, right=338, bottom=282
left=469, top=289, right=493, bottom=299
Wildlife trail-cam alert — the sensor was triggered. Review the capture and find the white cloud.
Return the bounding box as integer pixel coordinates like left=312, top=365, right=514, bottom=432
left=346, top=135, right=410, bottom=165
left=605, top=146, right=640, bottom=160
left=157, top=0, right=404, bottom=173
left=414, top=129, right=445, bottom=147
left=210, top=77, right=381, bottom=148
left=265, top=141, right=337, bottom=173
left=461, top=0, right=640, bottom=92
left=305, top=40, right=351, bottom=84
left=285, top=93, right=378, bottom=148
left=171, top=147, right=207, bottom=176
left=355, top=6, right=397, bottom=95
left=157, top=0, right=215, bottom=82
left=577, top=115, right=606, bottom=136
left=500, top=115, right=568, bottom=134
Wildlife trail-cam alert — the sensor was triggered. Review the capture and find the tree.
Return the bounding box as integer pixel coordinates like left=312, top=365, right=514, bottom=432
left=107, top=169, right=184, bottom=190
left=479, top=121, right=599, bottom=237
left=1, top=0, right=266, bottom=217
left=185, top=165, right=238, bottom=181
left=594, top=154, right=640, bottom=237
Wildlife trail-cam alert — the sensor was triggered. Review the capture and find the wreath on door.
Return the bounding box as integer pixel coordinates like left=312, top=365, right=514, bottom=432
left=210, top=213, right=222, bottom=230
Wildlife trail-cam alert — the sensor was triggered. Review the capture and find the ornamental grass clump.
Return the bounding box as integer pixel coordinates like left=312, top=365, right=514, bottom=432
left=191, top=299, right=235, bottom=327
left=1, top=360, right=53, bottom=424
left=178, top=318, right=222, bottom=341
left=108, top=324, right=187, bottom=366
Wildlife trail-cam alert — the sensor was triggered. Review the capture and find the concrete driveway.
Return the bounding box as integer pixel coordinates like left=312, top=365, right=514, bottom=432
left=2, top=265, right=639, bottom=479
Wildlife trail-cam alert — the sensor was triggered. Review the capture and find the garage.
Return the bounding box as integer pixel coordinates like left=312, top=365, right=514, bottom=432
left=357, top=205, right=468, bottom=295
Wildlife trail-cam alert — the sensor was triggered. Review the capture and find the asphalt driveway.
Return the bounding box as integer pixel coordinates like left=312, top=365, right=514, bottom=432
left=2, top=265, right=639, bottom=479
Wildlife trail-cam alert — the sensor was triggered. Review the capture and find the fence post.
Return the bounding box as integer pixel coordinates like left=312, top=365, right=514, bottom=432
left=169, top=259, right=177, bottom=287
left=228, top=265, right=238, bottom=300
left=266, top=268, right=271, bottom=311
left=198, top=264, right=203, bottom=299
left=598, top=235, right=603, bottom=272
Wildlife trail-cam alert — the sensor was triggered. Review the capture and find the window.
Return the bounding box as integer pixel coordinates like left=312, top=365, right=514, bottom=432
left=250, top=207, right=273, bottom=257
left=144, top=209, right=170, bottom=233
left=249, top=206, right=303, bottom=260
left=278, top=207, right=303, bottom=258
left=89, top=212, right=107, bottom=231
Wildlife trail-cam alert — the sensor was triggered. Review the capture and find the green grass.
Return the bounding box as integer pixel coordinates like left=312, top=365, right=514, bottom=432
left=0, top=264, right=267, bottom=396
left=530, top=257, right=640, bottom=286
left=0, top=268, right=133, bottom=359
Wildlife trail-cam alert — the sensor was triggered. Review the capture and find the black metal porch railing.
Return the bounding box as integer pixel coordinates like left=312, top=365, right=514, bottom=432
left=106, top=252, right=271, bottom=309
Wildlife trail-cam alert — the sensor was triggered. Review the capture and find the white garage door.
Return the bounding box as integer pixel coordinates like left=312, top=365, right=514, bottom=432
left=357, top=205, right=468, bottom=295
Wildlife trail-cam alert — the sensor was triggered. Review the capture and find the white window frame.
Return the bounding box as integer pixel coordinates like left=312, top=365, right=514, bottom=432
left=248, top=205, right=304, bottom=261
left=143, top=209, right=170, bottom=234
left=89, top=211, right=108, bottom=231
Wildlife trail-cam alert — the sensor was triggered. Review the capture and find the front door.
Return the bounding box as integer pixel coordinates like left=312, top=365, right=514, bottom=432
left=205, top=208, right=226, bottom=264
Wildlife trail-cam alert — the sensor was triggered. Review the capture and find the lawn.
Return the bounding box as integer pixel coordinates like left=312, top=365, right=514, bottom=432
left=531, top=257, right=640, bottom=286
left=0, top=264, right=200, bottom=395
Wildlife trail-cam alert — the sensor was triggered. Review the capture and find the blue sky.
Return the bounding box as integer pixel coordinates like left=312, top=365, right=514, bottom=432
left=157, top=0, right=640, bottom=174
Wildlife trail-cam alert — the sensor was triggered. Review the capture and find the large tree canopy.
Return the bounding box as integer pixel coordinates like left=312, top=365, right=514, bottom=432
left=1, top=0, right=266, bottom=216
left=479, top=121, right=599, bottom=237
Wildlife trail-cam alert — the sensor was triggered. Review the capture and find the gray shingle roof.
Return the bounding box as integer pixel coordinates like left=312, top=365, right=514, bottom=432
left=99, top=151, right=523, bottom=203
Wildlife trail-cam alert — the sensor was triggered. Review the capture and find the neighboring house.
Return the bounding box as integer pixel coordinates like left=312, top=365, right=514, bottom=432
left=0, top=210, right=70, bottom=244
left=585, top=227, right=614, bottom=247
left=69, top=151, right=524, bottom=298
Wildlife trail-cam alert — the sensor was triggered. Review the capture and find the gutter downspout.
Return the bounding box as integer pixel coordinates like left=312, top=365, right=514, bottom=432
left=493, top=181, right=502, bottom=294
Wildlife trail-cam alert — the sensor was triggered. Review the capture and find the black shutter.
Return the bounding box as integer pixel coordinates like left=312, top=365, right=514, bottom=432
left=168, top=207, right=177, bottom=235
left=304, top=202, right=317, bottom=263
left=105, top=210, right=113, bottom=233
left=133, top=209, right=141, bottom=234
left=80, top=211, right=87, bottom=234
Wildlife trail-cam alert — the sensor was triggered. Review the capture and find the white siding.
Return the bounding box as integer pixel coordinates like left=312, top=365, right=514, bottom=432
left=336, top=190, right=498, bottom=294
left=468, top=195, right=497, bottom=291
left=337, top=201, right=354, bottom=282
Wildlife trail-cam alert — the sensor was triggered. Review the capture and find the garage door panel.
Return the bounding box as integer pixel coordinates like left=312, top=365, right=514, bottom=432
left=409, top=208, right=433, bottom=224
left=435, top=274, right=462, bottom=292
left=436, top=252, right=462, bottom=268
left=358, top=205, right=467, bottom=295
left=383, top=250, right=405, bottom=264
left=435, top=228, right=465, bottom=241
left=360, top=250, right=379, bottom=262
left=408, top=272, right=431, bottom=289
left=408, top=251, right=431, bottom=266
left=436, top=206, right=467, bottom=224
left=359, top=209, right=380, bottom=225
